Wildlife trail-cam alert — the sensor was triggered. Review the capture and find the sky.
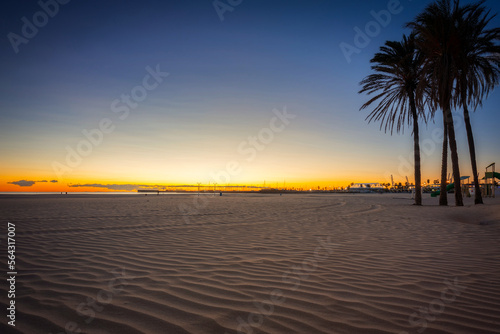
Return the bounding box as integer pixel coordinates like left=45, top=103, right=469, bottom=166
left=1, top=0, right=500, bottom=192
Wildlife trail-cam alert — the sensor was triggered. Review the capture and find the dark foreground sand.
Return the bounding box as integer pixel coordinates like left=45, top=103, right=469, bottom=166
left=0, top=193, right=499, bottom=334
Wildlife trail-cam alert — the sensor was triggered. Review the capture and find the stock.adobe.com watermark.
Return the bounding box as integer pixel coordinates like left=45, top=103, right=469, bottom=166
left=212, top=106, right=296, bottom=182
left=213, top=0, right=243, bottom=21
left=51, top=64, right=169, bottom=179
left=399, top=277, right=466, bottom=334
left=339, top=0, right=407, bottom=64
left=382, top=110, right=465, bottom=184
left=177, top=106, right=296, bottom=224
left=227, top=236, right=339, bottom=334
left=48, top=268, right=132, bottom=334
left=7, top=0, right=71, bottom=54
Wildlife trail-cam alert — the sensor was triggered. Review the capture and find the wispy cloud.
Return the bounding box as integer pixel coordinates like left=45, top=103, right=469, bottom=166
left=8, top=179, right=59, bottom=187
left=8, top=180, right=36, bottom=187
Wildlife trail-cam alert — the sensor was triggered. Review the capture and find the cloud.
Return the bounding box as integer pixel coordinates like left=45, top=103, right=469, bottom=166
left=8, top=180, right=36, bottom=187
left=8, top=179, right=59, bottom=187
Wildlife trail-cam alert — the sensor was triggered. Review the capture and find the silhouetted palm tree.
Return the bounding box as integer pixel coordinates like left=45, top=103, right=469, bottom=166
left=359, top=34, right=426, bottom=205
left=453, top=1, right=500, bottom=204
left=407, top=0, right=467, bottom=206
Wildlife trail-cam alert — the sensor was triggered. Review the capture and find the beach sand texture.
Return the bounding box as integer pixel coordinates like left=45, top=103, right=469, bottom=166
left=1, top=194, right=499, bottom=334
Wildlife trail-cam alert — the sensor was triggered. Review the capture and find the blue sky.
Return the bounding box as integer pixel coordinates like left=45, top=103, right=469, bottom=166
left=1, top=0, right=499, bottom=190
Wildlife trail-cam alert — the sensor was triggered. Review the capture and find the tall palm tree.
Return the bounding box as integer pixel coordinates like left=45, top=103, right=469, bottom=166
left=454, top=1, right=500, bottom=204
left=407, top=0, right=467, bottom=206
left=359, top=34, right=426, bottom=205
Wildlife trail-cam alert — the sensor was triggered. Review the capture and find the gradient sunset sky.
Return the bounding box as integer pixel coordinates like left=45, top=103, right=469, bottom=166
left=1, top=0, right=500, bottom=192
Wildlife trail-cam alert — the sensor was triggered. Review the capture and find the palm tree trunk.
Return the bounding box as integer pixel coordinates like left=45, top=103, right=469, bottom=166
left=463, top=103, right=483, bottom=204
left=439, top=110, right=448, bottom=206
left=410, top=95, right=422, bottom=206
left=445, top=106, right=464, bottom=206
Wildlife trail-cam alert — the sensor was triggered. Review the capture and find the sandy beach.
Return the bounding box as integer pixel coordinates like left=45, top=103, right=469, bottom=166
left=1, top=193, right=499, bottom=334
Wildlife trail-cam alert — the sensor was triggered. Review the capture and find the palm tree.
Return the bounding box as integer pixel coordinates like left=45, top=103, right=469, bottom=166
left=407, top=0, right=466, bottom=206
left=359, top=34, right=426, bottom=205
left=454, top=1, right=500, bottom=204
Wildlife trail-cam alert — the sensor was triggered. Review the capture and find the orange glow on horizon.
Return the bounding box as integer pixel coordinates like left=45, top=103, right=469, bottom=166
left=0, top=177, right=390, bottom=193
left=0, top=168, right=423, bottom=193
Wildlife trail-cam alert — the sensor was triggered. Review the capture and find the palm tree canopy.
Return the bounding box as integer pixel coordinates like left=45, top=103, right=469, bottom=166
left=407, top=0, right=462, bottom=111
left=407, top=0, right=500, bottom=112
left=453, top=0, right=500, bottom=110
left=359, top=34, right=426, bottom=134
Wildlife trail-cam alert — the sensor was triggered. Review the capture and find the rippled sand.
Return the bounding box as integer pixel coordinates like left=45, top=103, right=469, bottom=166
left=1, top=193, right=499, bottom=334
